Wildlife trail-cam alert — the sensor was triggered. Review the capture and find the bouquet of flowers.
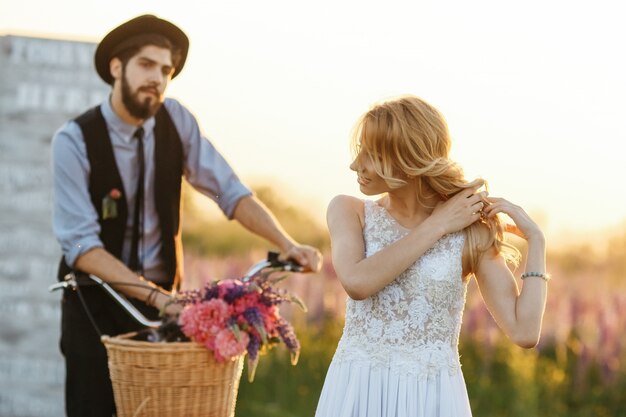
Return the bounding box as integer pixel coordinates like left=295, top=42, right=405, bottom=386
left=156, top=271, right=306, bottom=382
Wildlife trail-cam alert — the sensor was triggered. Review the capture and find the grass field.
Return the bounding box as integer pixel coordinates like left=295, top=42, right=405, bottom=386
left=181, top=241, right=626, bottom=417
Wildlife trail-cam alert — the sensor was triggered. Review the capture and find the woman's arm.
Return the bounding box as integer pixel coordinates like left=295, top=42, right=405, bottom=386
left=474, top=198, right=548, bottom=348
left=329, top=187, right=485, bottom=300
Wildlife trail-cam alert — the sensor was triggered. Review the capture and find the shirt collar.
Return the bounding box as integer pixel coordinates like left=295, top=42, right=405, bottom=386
left=101, top=96, right=157, bottom=143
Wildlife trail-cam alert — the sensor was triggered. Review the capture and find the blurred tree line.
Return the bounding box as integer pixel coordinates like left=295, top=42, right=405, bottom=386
left=548, top=228, right=626, bottom=285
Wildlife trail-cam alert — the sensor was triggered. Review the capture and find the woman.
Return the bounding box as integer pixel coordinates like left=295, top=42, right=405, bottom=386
left=315, top=95, right=548, bottom=416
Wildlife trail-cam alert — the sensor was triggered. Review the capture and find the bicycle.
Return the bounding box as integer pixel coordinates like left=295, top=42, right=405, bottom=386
left=49, top=252, right=305, bottom=417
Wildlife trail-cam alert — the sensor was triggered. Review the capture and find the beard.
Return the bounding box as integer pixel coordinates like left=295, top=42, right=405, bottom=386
left=121, top=69, right=162, bottom=120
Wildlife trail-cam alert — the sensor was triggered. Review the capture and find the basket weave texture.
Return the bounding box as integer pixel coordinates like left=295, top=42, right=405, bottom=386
left=102, top=332, right=244, bottom=417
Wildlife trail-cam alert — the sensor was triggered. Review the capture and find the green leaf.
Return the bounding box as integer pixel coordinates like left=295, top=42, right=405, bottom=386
left=247, top=355, right=259, bottom=383
left=255, top=323, right=268, bottom=345
left=270, top=274, right=289, bottom=284
left=101, top=195, right=118, bottom=220
left=290, top=294, right=308, bottom=312
left=229, top=322, right=242, bottom=342
left=290, top=348, right=300, bottom=366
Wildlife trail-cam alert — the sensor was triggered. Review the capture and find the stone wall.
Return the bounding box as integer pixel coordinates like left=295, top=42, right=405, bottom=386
left=0, top=35, right=108, bottom=417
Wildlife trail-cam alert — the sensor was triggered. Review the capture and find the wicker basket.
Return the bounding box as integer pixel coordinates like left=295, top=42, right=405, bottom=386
left=101, top=332, right=244, bottom=417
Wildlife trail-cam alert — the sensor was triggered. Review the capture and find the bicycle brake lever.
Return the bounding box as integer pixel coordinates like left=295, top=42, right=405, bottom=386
left=267, top=251, right=305, bottom=272
left=48, top=273, right=78, bottom=292
left=241, top=251, right=304, bottom=282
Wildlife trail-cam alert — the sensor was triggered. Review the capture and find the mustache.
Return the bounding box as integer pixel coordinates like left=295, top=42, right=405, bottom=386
left=138, top=86, right=160, bottom=96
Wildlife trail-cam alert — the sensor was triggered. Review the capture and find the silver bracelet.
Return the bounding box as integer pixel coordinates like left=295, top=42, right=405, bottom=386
left=521, top=271, right=551, bottom=282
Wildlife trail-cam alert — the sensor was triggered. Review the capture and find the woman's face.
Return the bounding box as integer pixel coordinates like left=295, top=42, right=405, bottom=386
left=350, top=151, right=389, bottom=195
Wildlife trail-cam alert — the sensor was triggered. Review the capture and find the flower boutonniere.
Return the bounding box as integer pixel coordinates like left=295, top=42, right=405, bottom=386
left=102, top=188, right=122, bottom=220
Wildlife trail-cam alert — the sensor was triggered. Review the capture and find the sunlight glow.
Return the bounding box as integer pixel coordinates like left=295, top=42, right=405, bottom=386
left=2, top=0, right=625, bottom=243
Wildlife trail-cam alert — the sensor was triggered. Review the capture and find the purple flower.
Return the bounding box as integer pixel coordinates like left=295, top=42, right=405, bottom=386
left=224, top=284, right=246, bottom=303
left=227, top=316, right=238, bottom=328
left=247, top=332, right=261, bottom=360
left=276, top=318, right=300, bottom=365
left=259, top=288, right=287, bottom=306
left=203, top=285, right=219, bottom=301
left=244, top=307, right=264, bottom=328
left=277, top=318, right=300, bottom=351
left=244, top=307, right=267, bottom=343
left=178, top=289, right=202, bottom=305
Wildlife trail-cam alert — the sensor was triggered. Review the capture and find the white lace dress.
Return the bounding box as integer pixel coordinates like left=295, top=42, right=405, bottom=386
left=315, top=200, right=472, bottom=417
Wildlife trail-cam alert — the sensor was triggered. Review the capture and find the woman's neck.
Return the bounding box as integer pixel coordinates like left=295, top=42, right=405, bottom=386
left=383, top=180, right=442, bottom=227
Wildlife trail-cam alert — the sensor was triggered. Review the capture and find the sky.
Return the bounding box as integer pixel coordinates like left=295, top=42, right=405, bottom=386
left=2, top=0, right=625, bottom=244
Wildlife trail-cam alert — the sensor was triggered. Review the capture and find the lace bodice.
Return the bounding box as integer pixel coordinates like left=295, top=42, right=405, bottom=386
left=333, top=200, right=468, bottom=378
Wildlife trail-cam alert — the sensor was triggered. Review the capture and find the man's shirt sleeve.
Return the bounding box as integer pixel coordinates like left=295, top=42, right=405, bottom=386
left=165, top=99, right=252, bottom=219
left=51, top=121, right=104, bottom=267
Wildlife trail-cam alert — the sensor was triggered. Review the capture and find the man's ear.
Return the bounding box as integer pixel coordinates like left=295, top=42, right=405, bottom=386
left=110, top=58, right=123, bottom=82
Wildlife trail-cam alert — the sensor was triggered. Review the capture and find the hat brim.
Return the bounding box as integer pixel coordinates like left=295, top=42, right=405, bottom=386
left=95, top=14, right=189, bottom=85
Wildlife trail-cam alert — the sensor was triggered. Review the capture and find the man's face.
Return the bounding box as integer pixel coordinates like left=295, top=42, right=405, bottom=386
left=119, top=45, right=175, bottom=119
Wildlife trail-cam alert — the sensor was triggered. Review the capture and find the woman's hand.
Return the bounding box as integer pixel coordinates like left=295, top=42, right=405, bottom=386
left=427, top=185, right=488, bottom=235
left=483, top=197, right=544, bottom=241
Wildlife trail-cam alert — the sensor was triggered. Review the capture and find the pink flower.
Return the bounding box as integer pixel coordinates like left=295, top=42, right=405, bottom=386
left=259, top=305, right=280, bottom=333
left=179, top=299, right=230, bottom=350
left=233, top=293, right=262, bottom=315
left=214, top=328, right=249, bottom=361
left=109, top=188, right=122, bottom=200
left=173, top=268, right=303, bottom=381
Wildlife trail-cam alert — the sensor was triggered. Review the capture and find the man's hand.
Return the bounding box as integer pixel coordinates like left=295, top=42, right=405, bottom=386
left=284, top=244, right=323, bottom=272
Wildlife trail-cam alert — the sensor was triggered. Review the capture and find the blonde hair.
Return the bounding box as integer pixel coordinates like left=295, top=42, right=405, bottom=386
left=353, top=95, right=520, bottom=272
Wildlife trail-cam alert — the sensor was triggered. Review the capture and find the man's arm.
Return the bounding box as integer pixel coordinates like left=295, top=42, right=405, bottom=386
left=74, top=248, right=180, bottom=315
left=232, top=195, right=322, bottom=271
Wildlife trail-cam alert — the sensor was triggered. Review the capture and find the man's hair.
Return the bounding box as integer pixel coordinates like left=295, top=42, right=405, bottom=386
left=111, top=33, right=183, bottom=69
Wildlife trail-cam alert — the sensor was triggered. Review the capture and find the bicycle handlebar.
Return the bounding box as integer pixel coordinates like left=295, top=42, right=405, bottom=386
left=241, top=251, right=303, bottom=282
left=49, top=273, right=163, bottom=327
left=49, top=251, right=304, bottom=328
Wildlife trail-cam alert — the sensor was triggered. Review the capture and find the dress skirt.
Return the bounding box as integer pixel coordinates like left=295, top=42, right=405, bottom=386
left=315, top=359, right=473, bottom=417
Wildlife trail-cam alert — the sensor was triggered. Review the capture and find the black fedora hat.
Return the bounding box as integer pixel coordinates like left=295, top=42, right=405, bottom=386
left=95, top=14, right=189, bottom=85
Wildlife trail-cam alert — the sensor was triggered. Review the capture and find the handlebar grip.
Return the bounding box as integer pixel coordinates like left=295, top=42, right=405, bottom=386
left=48, top=282, right=69, bottom=292
left=267, top=251, right=304, bottom=272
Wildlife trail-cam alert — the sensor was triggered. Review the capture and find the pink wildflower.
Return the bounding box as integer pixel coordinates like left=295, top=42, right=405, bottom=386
left=233, top=292, right=262, bottom=315
left=179, top=299, right=230, bottom=350
left=214, top=328, right=250, bottom=361
left=259, top=305, right=280, bottom=333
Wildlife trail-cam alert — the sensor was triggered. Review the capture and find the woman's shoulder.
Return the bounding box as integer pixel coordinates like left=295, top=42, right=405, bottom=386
left=327, top=195, right=366, bottom=228
left=328, top=194, right=363, bottom=207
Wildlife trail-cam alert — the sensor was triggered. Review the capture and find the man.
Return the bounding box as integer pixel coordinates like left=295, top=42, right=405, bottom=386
left=51, top=14, right=321, bottom=417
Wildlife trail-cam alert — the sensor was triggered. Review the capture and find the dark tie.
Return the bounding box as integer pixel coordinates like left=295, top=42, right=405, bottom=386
left=129, top=127, right=145, bottom=273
